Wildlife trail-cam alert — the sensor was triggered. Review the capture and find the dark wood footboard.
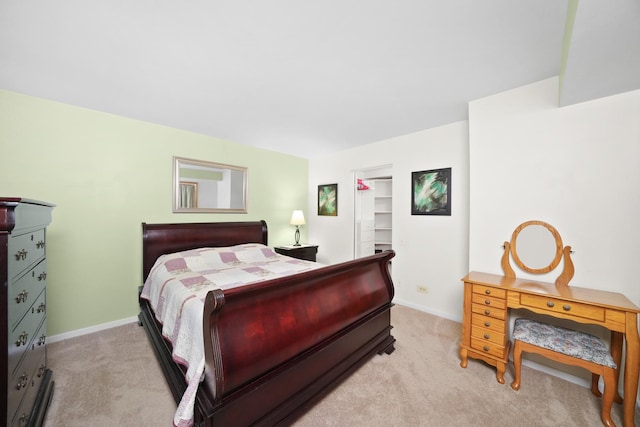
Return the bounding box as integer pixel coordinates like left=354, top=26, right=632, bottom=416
left=138, top=221, right=396, bottom=426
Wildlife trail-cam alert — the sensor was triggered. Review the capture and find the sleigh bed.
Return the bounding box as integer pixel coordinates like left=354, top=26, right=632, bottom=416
left=137, top=220, right=396, bottom=426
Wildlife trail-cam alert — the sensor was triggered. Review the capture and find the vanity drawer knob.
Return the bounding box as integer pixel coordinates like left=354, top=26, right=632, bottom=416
left=484, top=333, right=490, bottom=339
left=484, top=299, right=491, bottom=305
left=484, top=321, right=491, bottom=327
left=485, top=289, right=491, bottom=295
left=547, top=301, right=555, bottom=308
left=484, top=309, right=491, bottom=315
left=483, top=346, right=490, bottom=352
left=563, top=304, right=571, bottom=311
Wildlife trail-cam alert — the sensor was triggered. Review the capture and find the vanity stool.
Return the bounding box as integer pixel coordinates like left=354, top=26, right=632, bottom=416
left=511, top=318, right=619, bottom=427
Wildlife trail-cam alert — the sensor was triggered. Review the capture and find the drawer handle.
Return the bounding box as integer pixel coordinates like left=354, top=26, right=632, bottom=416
left=484, top=309, right=491, bottom=315
left=484, top=321, right=491, bottom=327
left=18, top=413, right=29, bottom=425
left=16, top=290, right=29, bottom=303
left=37, top=302, right=46, bottom=313
left=38, top=272, right=47, bottom=281
left=484, top=299, right=491, bottom=305
left=484, top=333, right=490, bottom=339
left=16, top=373, right=29, bottom=390
left=38, top=364, right=46, bottom=377
left=16, top=331, right=29, bottom=346
left=485, top=289, right=491, bottom=295
left=547, top=301, right=555, bottom=308
left=38, top=334, right=47, bottom=346
left=36, top=240, right=45, bottom=249
left=483, top=346, right=490, bottom=352
left=15, top=249, right=28, bottom=260
left=563, top=304, right=571, bottom=311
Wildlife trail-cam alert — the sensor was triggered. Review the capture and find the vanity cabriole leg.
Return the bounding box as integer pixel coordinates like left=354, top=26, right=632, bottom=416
left=460, top=347, right=468, bottom=368
left=623, top=313, right=639, bottom=427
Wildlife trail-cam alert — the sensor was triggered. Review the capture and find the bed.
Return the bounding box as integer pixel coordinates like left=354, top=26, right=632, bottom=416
left=137, top=221, right=396, bottom=427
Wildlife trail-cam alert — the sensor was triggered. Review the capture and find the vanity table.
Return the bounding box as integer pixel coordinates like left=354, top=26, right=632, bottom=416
left=459, top=221, right=640, bottom=427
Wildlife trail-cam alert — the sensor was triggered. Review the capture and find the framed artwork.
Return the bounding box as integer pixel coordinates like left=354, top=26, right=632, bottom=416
left=318, top=184, right=338, bottom=216
left=411, top=167, right=451, bottom=215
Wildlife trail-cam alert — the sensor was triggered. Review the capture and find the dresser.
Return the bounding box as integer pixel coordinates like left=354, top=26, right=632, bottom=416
left=1, top=198, right=55, bottom=427
left=274, top=245, right=318, bottom=262
left=460, top=271, right=640, bottom=427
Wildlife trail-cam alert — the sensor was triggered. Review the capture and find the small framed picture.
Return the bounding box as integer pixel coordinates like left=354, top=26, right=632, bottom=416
left=318, top=184, right=338, bottom=216
left=411, top=168, right=451, bottom=215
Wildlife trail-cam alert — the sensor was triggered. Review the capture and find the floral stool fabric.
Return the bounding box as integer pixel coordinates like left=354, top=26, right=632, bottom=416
left=512, top=318, right=616, bottom=368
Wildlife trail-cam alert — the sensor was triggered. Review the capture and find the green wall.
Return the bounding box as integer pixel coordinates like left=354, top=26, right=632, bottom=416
left=0, top=89, right=309, bottom=336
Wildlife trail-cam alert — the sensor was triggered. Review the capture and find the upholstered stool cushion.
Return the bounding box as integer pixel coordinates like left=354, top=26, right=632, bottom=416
left=512, top=318, right=616, bottom=368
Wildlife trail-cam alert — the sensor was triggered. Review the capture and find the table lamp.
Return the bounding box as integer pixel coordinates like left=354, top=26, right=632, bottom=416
left=290, top=210, right=305, bottom=246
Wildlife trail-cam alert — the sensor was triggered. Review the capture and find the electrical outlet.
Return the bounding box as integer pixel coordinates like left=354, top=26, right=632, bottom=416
left=417, top=285, right=428, bottom=294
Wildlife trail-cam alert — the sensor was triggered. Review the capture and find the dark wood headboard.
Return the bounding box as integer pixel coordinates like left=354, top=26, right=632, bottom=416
left=141, top=221, right=268, bottom=282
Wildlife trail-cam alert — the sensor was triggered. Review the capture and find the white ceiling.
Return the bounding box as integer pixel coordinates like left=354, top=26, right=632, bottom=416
left=1, top=1, right=638, bottom=159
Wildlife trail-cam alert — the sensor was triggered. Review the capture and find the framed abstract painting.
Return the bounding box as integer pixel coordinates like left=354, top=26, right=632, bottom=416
left=411, top=168, right=451, bottom=215
left=318, top=184, right=338, bottom=216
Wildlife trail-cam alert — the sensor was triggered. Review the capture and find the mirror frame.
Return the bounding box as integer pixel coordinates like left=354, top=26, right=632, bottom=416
left=501, top=219, right=574, bottom=289
left=172, top=156, right=248, bottom=213
left=509, top=220, right=563, bottom=273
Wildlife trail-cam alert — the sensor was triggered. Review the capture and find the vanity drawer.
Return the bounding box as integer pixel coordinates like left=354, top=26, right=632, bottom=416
left=520, top=294, right=605, bottom=322
left=470, top=337, right=505, bottom=359
left=471, top=313, right=507, bottom=333
left=471, top=302, right=507, bottom=320
left=9, top=259, right=47, bottom=331
left=472, top=284, right=506, bottom=300
left=471, top=293, right=507, bottom=310
left=8, top=229, right=46, bottom=281
left=471, top=325, right=505, bottom=345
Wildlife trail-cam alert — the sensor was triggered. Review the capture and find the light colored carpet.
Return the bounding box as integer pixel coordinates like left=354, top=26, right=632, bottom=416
left=44, top=305, right=639, bottom=426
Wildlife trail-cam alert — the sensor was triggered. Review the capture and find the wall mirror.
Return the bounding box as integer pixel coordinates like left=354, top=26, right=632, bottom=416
left=173, top=156, right=248, bottom=213
left=501, top=220, right=574, bottom=288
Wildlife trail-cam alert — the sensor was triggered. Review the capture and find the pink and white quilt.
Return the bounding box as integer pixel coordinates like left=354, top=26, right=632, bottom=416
left=140, top=243, right=321, bottom=427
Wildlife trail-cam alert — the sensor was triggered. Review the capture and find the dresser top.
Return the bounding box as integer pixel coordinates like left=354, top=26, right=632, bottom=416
left=0, top=197, right=55, bottom=207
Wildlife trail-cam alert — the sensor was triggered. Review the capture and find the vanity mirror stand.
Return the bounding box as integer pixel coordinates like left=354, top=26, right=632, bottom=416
left=459, top=220, right=640, bottom=427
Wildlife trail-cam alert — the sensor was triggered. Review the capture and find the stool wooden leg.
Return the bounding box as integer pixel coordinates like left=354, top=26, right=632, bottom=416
left=511, top=340, right=522, bottom=391
left=600, top=368, right=617, bottom=427
left=610, top=331, right=624, bottom=404
left=591, top=373, right=602, bottom=397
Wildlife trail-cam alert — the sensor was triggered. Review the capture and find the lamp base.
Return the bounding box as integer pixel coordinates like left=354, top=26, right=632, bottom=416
left=294, top=227, right=301, bottom=246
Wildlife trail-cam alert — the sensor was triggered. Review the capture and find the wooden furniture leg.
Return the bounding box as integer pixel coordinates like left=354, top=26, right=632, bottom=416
left=623, top=313, right=639, bottom=427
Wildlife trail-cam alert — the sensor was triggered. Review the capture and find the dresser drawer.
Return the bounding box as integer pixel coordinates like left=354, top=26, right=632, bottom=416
left=9, top=337, right=46, bottom=427
left=520, top=293, right=605, bottom=322
left=8, top=229, right=46, bottom=281
left=9, top=259, right=47, bottom=331
left=471, top=313, right=507, bottom=333
left=472, top=284, right=506, bottom=300
left=471, top=302, right=507, bottom=320
left=470, top=337, right=505, bottom=359
left=471, top=325, right=505, bottom=345
left=471, top=292, right=506, bottom=309
left=9, top=291, right=46, bottom=379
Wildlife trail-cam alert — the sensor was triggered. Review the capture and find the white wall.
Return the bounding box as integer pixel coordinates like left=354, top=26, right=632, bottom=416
left=469, top=76, right=640, bottom=397
left=308, top=122, right=470, bottom=320
left=469, top=77, right=640, bottom=305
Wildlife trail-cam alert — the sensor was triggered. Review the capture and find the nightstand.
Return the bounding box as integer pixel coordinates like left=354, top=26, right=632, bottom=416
left=274, top=245, right=318, bottom=262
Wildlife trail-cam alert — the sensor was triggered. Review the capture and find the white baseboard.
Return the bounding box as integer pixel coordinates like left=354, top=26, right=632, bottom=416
left=47, top=315, right=139, bottom=343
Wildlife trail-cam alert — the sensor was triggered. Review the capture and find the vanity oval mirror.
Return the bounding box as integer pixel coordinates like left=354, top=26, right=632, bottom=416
left=511, top=221, right=562, bottom=273
left=173, top=156, right=248, bottom=213
left=501, top=220, right=574, bottom=288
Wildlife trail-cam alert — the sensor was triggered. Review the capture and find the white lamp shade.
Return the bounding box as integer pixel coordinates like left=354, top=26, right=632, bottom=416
left=290, top=210, right=305, bottom=226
